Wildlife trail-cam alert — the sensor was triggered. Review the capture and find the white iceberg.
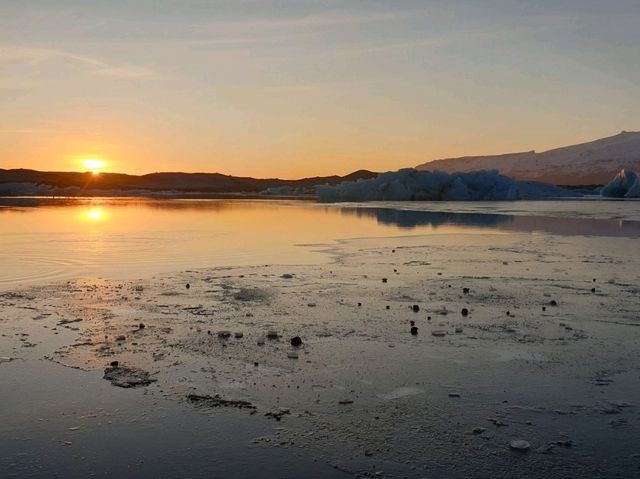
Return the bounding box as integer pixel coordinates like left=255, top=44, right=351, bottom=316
left=317, top=169, right=578, bottom=202
left=601, top=169, right=640, bottom=198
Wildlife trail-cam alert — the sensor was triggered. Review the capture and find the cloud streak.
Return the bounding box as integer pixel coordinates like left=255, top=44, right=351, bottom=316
left=0, top=44, right=155, bottom=80
left=195, top=7, right=431, bottom=34
left=0, top=128, right=57, bottom=134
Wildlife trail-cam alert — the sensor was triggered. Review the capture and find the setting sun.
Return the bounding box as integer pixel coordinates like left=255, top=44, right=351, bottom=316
left=83, top=159, right=106, bottom=174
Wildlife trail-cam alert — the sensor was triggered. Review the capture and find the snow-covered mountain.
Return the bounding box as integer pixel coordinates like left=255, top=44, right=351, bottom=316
left=416, top=131, right=640, bottom=186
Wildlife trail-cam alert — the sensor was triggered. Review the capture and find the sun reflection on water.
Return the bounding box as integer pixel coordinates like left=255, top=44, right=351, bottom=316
left=84, top=208, right=106, bottom=222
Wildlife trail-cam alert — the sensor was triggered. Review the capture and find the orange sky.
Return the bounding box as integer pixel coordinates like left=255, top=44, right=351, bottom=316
left=1, top=2, right=639, bottom=179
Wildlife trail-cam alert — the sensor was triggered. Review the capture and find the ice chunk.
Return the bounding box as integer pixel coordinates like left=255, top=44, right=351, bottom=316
left=625, top=178, right=640, bottom=198
left=601, top=169, right=640, bottom=198
left=317, top=169, right=577, bottom=202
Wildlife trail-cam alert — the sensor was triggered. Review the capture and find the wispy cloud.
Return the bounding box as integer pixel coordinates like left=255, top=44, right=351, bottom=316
left=0, top=128, right=57, bottom=134
left=0, top=45, right=102, bottom=67
left=165, top=34, right=292, bottom=48
left=92, top=65, right=155, bottom=79
left=0, top=44, right=155, bottom=80
left=195, top=8, right=431, bottom=34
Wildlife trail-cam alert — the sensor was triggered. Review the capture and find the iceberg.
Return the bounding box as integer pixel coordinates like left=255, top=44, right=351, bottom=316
left=600, top=169, right=640, bottom=198
left=317, top=169, right=578, bottom=202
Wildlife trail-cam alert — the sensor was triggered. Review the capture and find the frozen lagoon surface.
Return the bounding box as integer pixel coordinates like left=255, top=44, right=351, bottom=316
left=1, top=197, right=640, bottom=478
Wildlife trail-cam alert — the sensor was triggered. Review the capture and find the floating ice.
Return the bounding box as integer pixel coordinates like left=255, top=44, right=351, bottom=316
left=601, top=169, right=640, bottom=198
left=317, top=169, right=578, bottom=202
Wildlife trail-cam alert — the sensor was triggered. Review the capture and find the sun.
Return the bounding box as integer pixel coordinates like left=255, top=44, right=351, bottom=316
left=83, top=159, right=106, bottom=175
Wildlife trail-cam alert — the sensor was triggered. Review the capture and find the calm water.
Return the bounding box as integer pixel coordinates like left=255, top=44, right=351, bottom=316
left=1, top=197, right=640, bottom=287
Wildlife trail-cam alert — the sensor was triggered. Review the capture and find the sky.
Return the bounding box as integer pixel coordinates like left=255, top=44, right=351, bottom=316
left=1, top=0, right=639, bottom=178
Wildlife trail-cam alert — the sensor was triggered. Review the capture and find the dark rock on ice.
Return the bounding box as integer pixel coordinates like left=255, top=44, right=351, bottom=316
left=187, top=393, right=255, bottom=409
left=103, top=365, right=156, bottom=388
left=265, top=408, right=291, bottom=421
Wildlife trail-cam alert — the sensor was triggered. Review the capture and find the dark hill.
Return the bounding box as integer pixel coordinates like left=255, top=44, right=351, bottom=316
left=0, top=168, right=378, bottom=195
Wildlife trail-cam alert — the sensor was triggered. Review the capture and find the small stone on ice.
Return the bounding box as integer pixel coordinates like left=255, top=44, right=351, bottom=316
left=488, top=417, right=507, bottom=427
left=510, top=440, right=530, bottom=451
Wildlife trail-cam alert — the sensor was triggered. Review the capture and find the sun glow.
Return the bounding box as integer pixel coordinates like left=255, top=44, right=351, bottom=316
left=83, top=159, right=106, bottom=174
left=84, top=208, right=105, bottom=221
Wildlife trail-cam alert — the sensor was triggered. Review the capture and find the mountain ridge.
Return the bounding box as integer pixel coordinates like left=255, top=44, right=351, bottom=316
left=416, top=131, right=640, bottom=185
left=0, top=168, right=378, bottom=196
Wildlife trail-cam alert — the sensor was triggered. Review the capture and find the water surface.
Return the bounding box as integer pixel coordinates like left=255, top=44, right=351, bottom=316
left=2, top=197, right=639, bottom=287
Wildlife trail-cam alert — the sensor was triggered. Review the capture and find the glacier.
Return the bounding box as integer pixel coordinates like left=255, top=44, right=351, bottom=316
left=317, top=169, right=579, bottom=202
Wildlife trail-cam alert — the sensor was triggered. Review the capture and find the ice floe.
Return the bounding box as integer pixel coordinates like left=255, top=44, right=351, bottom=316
left=317, top=169, right=579, bottom=202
